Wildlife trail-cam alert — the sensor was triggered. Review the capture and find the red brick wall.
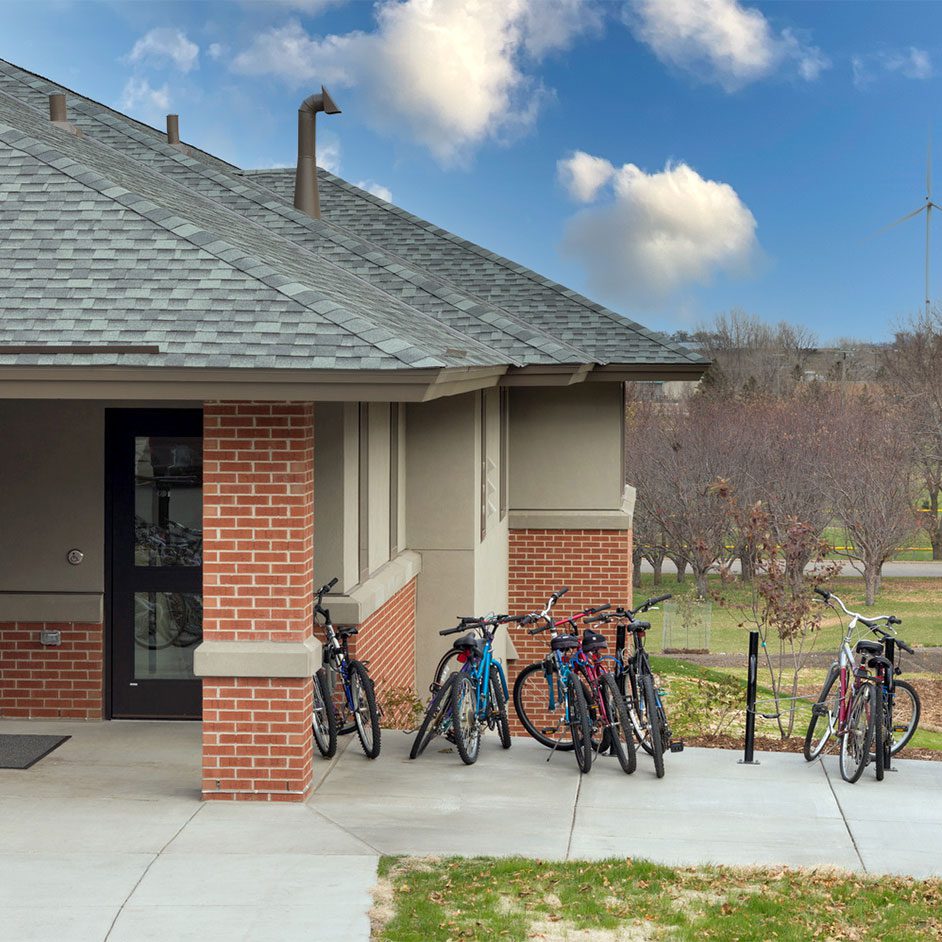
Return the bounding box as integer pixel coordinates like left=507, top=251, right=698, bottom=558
left=201, top=401, right=315, bottom=801
left=350, top=577, right=417, bottom=698
left=506, top=528, right=633, bottom=733
left=0, top=622, right=103, bottom=719
left=202, top=677, right=313, bottom=801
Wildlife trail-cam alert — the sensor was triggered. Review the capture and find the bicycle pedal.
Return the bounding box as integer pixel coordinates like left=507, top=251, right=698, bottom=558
left=669, top=741, right=684, bottom=753
left=811, top=702, right=829, bottom=717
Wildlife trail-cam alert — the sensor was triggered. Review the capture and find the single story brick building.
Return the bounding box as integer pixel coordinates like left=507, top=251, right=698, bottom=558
left=0, top=60, right=706, bottom=800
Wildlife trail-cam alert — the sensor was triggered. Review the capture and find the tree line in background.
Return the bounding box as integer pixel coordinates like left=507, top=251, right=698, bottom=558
left=628, top=309, right=942, bottom=605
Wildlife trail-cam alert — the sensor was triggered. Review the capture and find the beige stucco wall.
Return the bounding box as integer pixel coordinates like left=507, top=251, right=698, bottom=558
left=0, top=399, right=198, bottom=622
left=407, top=391, right=510, bottom=690
left=508, top=383, right=625, bottom=512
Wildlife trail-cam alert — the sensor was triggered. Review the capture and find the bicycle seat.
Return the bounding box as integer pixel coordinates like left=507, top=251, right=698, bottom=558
left=453, top=632, right=484, bottom=657
left=867, top=655, right=893, bottom=672
left=336, top=626, right=359, bottom=638
left=581, top=628, right=607, bottom=653
left=627, top=620, right=650, bottom=633
left=855, top=639, right=882, bottom=656
left=551, top=634, right=580, bottom=652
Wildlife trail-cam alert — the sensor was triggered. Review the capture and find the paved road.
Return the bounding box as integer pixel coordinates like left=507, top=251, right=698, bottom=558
left=640, top=559, right=942, bottom=578
left=2, top=720, right=940, bottom=942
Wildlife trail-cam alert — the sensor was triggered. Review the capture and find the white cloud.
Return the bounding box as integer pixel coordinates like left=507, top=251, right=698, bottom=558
left=355, top=180, right=393, bottom=202
left=207, top=42, right=226, bottom=61
left=625, top=0, right=828, bottom=91
left=852, top=47, right=932, bottom=88
left=558, top=150, right=616, bottom=203
left=317, top=131, right=341, bottom=173
left=232, top=0, right=601, bottom=164
left=559, top=155, right=759, bottom=305
left=119, top=77, right=171, bottom=122
left=126, top=27, right=200, bottom=73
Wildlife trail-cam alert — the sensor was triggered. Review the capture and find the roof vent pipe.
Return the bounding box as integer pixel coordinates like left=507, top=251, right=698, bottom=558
left=49, top=93, right=67, bottom=123
left=294, top=86, right=341, bottom=219
left=48, top=93, right=82, bottom=138
left=166, top=114, right=180, bottom=145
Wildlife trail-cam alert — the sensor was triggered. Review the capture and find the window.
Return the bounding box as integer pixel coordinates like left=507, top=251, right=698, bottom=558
left=480, top=389, right=500, bottom=540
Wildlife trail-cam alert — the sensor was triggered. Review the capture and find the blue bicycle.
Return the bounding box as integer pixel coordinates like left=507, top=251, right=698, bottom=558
left=444, top=613, right=520, bottom=765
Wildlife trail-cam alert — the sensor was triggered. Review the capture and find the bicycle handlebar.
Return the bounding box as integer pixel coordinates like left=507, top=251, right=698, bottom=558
left=314, top=577, right=338, bottom=598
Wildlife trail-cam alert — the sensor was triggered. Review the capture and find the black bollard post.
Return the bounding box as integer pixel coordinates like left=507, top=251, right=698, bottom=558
left=739, top=630, right=760, bottom=765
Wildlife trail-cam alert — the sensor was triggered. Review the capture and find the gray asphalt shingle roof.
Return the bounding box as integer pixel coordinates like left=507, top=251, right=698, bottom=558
left=0, top=59, right=706, bottom=373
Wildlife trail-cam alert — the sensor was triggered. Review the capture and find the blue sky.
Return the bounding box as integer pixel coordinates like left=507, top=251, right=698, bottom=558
left=3, top=1, right=942, bottom=342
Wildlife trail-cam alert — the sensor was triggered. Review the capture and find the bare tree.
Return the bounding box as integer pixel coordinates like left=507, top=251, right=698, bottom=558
left=695, top=310, right=817, bottom=400
left=825, top=392, right=920, bottom=604
left=627, top=399, right=734, bottom=598
left=884, top=312, right=942, bottom=559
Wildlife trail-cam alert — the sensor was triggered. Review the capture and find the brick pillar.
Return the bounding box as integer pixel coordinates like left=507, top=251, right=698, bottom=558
left=506, top=527, right=633, bottom=734
left=201, top=402, right=315, bottom=801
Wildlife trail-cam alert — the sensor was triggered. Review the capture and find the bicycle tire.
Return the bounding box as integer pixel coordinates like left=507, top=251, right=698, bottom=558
left=642, top=673, right=665, bottom=778
left=349, top=661, right=381, bottom=759
left=568, top=674, right=593, bottom=774
left=889, top=679, right=921, bottom=755
left=312, top=668, right=338, bottom=759
left=451, top=673, right=481, bottom=765
left=432, top=647, right=463, bottom=691
left=601, top=672, right=636, bottom=774
left=410, top=674, right=457, bottom=759
left=839, top=684, right=873, bottom=784
left=803, top=666, right=840, bottom=762
left=489, top=667, right=512, bottom=749
left=512, top=661, right=575, bottom=751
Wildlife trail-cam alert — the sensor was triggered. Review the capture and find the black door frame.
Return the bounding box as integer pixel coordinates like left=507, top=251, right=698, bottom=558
left=104, top=408, right=204, bottom=719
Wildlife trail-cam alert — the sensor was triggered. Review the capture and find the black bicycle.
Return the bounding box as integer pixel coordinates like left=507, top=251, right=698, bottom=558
left=311, top=578, right=382, bottom=760
left=589, top=594, right=676, bottom=778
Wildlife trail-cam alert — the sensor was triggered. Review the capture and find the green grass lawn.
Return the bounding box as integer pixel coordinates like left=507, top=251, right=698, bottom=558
left=375, top=857, right=942, bottom=941
left=633, top=573, right=942, bottom=654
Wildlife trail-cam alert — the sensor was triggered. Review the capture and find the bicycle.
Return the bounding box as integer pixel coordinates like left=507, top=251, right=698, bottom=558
left=804, top=589, right=920, bottom=782
left=573, top=619, right=637, bottom=774
left=410, top=613, right=516, bottom=761
left=311, top=578, right=382, bottom=761
left=511, top=587, right=597, bottom=774
left=594, top=594, right=676, bottom=779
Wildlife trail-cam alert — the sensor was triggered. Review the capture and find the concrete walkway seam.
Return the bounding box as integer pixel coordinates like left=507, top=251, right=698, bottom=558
left=821, top=759, right=867, bottom=874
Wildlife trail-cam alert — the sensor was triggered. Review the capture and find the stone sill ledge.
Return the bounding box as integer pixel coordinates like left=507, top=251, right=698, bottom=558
left=324, top=550, right=422, bottom=626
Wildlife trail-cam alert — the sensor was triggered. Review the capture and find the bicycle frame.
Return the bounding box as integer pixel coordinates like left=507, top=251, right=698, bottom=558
left=460, top=631, right=509, bottom=721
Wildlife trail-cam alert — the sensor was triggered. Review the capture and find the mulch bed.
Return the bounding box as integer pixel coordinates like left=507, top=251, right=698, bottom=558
left=682, top=733, right=942, bottom=762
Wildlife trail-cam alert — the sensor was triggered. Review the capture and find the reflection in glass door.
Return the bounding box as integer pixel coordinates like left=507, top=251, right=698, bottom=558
left=108, top=411, right=203, bottom=718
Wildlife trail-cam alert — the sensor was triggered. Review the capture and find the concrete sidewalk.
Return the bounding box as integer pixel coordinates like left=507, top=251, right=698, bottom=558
left=1, top=721, right=940, bottom=941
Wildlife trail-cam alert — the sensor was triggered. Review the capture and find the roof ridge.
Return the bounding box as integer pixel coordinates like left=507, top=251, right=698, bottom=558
left=0, top=58, right=239, bottom=172
left=0, top=118, right=450, bottom=370
left=311, top=169, right=705, bottom=365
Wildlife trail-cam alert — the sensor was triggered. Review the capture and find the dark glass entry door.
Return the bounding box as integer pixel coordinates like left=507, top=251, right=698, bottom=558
left=107, top=409, right=203, bottom=718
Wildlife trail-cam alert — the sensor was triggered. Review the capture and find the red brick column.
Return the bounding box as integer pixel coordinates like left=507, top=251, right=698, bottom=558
left=506, top=528, right=633, bottom=733
left=201, top=402, right=315, bottom=801
left=0, top=622, right=103, bottom=719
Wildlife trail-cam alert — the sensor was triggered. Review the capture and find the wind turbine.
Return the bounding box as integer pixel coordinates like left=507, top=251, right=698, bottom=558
left=882, top=135, right=941, bottom=318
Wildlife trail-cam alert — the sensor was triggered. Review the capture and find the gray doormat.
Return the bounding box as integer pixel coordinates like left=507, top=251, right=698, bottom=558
left=0, top=734, right=70, bottom=769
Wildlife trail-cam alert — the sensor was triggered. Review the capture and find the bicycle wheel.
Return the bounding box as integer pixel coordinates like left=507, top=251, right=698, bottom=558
left=889, top=679, right=921, bottom=755
left=874, top=686, right=886, bottom=781
left=513, top=661, right=574, bottom=751
left=489, top=667, right=512, bottom=749
left=451, top=673, right=481, bottom=765
left=600, top=673, right=636, bottom=774
left=432, top=647, right=463, bottom=691
left=642, top=673, right=665, bottom=779
left=839, top=684, right=873, bottom=784
left=803, top=667, right=840, bottom=762
left=568, top=674, right=593, bottom=774
left=410, top=674, right=457, bottom=759
left=349, top=661, right=381, bottom=759
left=626, top=671, right=652, bottom=754
left=312, top=668, right=338, bottom=759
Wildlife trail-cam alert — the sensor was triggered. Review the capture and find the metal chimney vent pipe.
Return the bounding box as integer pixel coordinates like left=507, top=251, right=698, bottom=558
left=294, top=86, right=341, bottom=219
left=48, top=93, right=82, bottom=137
left=49, top=93, right=67, bottom=123
left=166, top=114, right=180, bottom=145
